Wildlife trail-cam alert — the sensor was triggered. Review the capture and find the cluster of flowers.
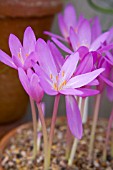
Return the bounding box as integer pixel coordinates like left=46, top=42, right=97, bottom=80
left=0, top=3, right=113, bottom=169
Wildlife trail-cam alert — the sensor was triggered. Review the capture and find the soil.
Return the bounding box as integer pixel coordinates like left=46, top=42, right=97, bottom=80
left=1, top=119, right=113, bottom=170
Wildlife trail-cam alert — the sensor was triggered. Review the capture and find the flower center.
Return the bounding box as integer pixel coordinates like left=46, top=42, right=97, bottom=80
left=50, top=71, right=67, bottom=91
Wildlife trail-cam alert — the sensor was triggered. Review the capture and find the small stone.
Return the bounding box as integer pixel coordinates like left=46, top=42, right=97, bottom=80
left=93, top=160, right=100, bottom=167
left=21, top=151, right=26, bottom=157
left=106, top=167, right=112, bottom=170
left=1, top=156, right=9, bottom=166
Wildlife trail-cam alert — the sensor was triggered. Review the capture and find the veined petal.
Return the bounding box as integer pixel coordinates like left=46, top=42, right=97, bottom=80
left=52, top=37, right=73, bottom=54
left=30, top=73, right=44, bottom=103
left=47, top=41, right=64, bottom=72
left=24, top=52, right=38, bottom=70
left=100, top=75, right=113, bottom=87
left=58, top=13, right=68, bottom=39
left=69, top=27, right=78, bottom=51
left=90, top=32, right=109, bottom=51
left=59, top=88, right=83, bottom=95
left=78, top=20, right=91, bottom=48
left=66, top=68, right=105, bottom=88
left=12, top=55, right=23, bottom=68
left=78, top=88, right=100, bottom=97
left=75, top=53, right=93, bottom=75
left=65, top=95, right=83, bottom=139
left=59, top=52, right=79, bottom=85
left=36, top=38, right=58, bottom=80
left=44, top=31, right=66, bottom=42
left=64, top=3, right=76, bottom=31
left=91, top=16, right=101, bottom=41
left=23, top=26, right=36, bottom=54
left=9, top=34, right=22, bottom=57
left=87, top=79, right=99, bottom=86
left=33, top=63, right=58, bottom=95
left=0, top=50, right=17, bottom=69
left=18, top=67, right=30, bottom=95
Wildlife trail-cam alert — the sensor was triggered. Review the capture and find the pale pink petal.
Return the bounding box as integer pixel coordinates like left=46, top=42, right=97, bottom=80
left=52, top=37, right=73, bottom=54
left=47, top=41, right=64, bottom=72
left=23, top=26, right=36, bottom=54
left=65, top=95, right=83, bottom=139
left=75, top=53, right=93, bottom=75
left=69, top=27, right=78, bottom=51
left=66, top=68, right=105, bottom=88
left=36, top=38, right=58, bottom=79
left=9, top=34, right=22, bottom=57
left=30, top=74, right=44, bottom=103
left=59, top=52, right=79, bottom=85
left=64, top=3, right=76, bottom=31
left=91, top=16, right=101, bottom=41
left=90, top=32, right=109, bottom=51
left=44, top=31, right=66, bottom=42
left=78, top=20, right=91, bottom=48
left=58, top=13, right=68, bottom=39
left=0, top=50, right=17, bottom=69
left=18, top=67, right=30, bottom=95
left=59, top=88, right=83, bottom=95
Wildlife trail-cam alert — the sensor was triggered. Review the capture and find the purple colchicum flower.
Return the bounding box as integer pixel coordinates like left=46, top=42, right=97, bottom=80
left=0, top=27, right=37, bottom=70
left=33, top=38, right=104, bottom=139
left=18, top=67, right=44, bottom=104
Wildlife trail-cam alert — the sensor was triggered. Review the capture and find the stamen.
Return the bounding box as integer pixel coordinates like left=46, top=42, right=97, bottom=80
left=62, top=71, right=65, bottom=77
left=50, top=74, right=53, bottom=79
left=56, top=75, right=58, bottom=81
left=53, top=83, right=58, bottom=91
left=18, top=52, right=21, bottom=58
left=26, top=54, right=29, bottom=57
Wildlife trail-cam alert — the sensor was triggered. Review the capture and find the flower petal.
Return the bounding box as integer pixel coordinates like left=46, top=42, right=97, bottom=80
left=24, top=52, right=38, bottom=70
left=30, top=73, right=44, bottom=103
left=18, top=67, right=30, bottom=95
left=67, top=68, right=105, bottom=88
left=23, top=26, right=36, bottom=54
left=60, top=88, right=83, bottom=95
left=91, top=16, right=101, bottom=41
left=64, top=3, right=76, bottom=31
left=69, top=27, right=78, bottom=51
left=0, top=50, right=17, bottom=69
left=75, top=53, right=93, bottom=75
left=9, top=34, right=22, bottom=57
left=90, top=32, right=109, bottom=51
left=78, top=20, right=91, bottom=48
left=47, top=41, right=64, bottom=72
left=52, top=37, right=73, bottom=54
left=78, top=88, right=100, bottom=97
left=36, top=38, right=58, bottom=78
left=33, top=63, right=58, bottom=95
left=58, top=13, right=68, bottom=39
left=59, top=52, right=79, bottom=84
left=12, top=55, right=23, bottom=68
left=65, top=95, right=83, bottom=139
left=44, top=31, right=66, bottom=42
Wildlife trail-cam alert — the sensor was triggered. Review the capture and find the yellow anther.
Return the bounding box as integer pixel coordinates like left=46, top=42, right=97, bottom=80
left=58, top=80, right=67, bottom=90
left=26, top=54, right=29, bottom=57
left=62, top=71, right=65, bottom=77
left=50, top=74, right=53, bottom=79
left=18, top=52, right=21, bottom=58
left=53, top=83, right=58, bottom=91
left=56, top=75, right=58, bottom=81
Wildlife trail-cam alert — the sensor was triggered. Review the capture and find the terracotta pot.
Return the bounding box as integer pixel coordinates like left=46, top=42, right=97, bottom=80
left=0, top=0, right=63, bottom=124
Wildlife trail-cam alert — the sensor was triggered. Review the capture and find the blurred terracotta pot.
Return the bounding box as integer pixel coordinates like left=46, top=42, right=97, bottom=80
left=0, top=0, right=63, bottom=124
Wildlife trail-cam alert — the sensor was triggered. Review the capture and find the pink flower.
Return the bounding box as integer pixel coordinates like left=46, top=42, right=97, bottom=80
left=0, top=27, right=37, bottom=70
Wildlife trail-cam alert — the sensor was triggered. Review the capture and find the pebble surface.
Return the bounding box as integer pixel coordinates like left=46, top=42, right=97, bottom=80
left=1, top=119, right=113, bottom=170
